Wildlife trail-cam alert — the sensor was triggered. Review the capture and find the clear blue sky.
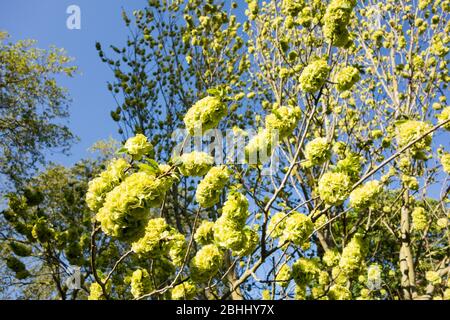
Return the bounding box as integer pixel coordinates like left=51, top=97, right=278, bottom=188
left=0, top=0, right=147, bottom=167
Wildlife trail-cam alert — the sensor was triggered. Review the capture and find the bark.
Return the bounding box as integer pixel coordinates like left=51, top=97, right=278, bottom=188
left=399, top=190, right=416, bottom=299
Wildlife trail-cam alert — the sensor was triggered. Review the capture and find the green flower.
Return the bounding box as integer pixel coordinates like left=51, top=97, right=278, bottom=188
left=396, top=120, right=432, bottom=157
left=339, top=233, right=367, bottom=275
left=171, top=281, right=197, bottom=300
left=318, top=172, right=351, bottom=205
left=178, top=151, right=214, bottom=176
left=190, top=244, right=223, bottom=282
left=335, top=66, right=360, bottom=91
left=304, top=137, right=331, bottom=167
left=194, top=220, right=215, bottom=246
left=124, top=134, right=153, bottom=160
left=299, top=59, right=331, bottom=93
left=86, top=158, right=129, bottom=212
left=184, top=96, right=227, bottom=136
left=97, top=171, right=174, bottom=241
left=437, top=107, right=450, bottom=131
left=280, top=212, right=314, bottom=246
left=349, top=180, right=382, bottom=210
left=130, top=269, right=152, bottom=298
left=195, top=166, right=230, bottom=208
left=275, top=263, right=292, bottom=288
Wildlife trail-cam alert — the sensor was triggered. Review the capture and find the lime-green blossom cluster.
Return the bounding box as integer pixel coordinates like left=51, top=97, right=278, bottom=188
left=195, top=165, right=230, bottom=208
left=437, top=107, right=450, bottom=130
left=281, top=0, right=305, bottom=16
left=335, top=152, right=362, bottom=182
left=396, top=120, right=432, bottom=157
left=86, top=158, right=129, bottom=212
left=265, top=106, right=301, bottom=140
left=124, top=134, right=153, bottom=160
left=130, top=269, right=152, bottom=298
left=292, top=258, right=320, bottom=285
left=213, top=192, right=258, bottom=256
left=441, top=153, right=450, bottom=173
left=171, top=281, right=197, bottom=300
left=436, top=217, right=448, bottom=230
left=402, top=174, right=419, bottom=191
left=279, top=212, right=314, bottom=246
left=267, top=212, right=287, bottom=238
left=299, top=59, right=331, bottom=93
left=328, top=284, right=352, bottom=300
left=339, top=233, right=366, bottom=275
left=97, top=171, right=174, bottom=241
left=88, top=282, right=107, bottom=300
left=194, top=220, right=215, bottom=245
left=184, top=96, right=227, bottom=136
left=323, top=0, right=356, bottom=47
left=323, top=249, right=341, bottom=267
left=190, top=244, right=223, bottom=282
left=275, top=263, right=292, bottom=287
left=430, top=36, right=449, bottom=57
left=304, top=137, right=331, bottom=167
left=412, top=207, right=428, bottom=231
left=318, top=172, right=352, bottom=205
left=132, top=218, right=186, bottom=266
left=245, top=130, right=274, bottom=164
left=178, top=151, right=214, bottom=176
left=232, top=226, right=259, bottom=257
left=349, top=180, right=382, bottom=210
left=335, top=66, right=360, bottom=91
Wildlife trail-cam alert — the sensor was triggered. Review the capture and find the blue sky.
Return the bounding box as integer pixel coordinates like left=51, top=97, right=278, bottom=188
left=0, top=0, right=147, bottom=167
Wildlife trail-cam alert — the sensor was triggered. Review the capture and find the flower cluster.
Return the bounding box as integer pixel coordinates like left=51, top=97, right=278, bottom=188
left=339, top=233, right=366, bottom=276
left=194, top=220, right=215, bottom=245
left=279, top=212, right=314, bottom=246
left=437, top=107, right=450, bottom=131
left=88, top=282, right=106, bottom=300
left=328, top=284, right=352, bottom=300
left=195, top=165, right=230, bottom=208
left=184, top=96, right=227, bottom=136
left=267, top=212, right=287, bottom=238
left=265, top=106, right=301, bottom=140
left=245, top=130, right=275, bottom=164
left=299, top=59, right=331, bottom=93
left=441, top=153, right=450, bottom=173
left=335, top=152, right=362, bottom=182
left=349, top=180, right=382, bottom=210
left=292, top=258, right=320, bottom=285
left=124, top=134, right=153, bottom=160
left=86, top=158, right=129, bottom=212
left=97, top=171, right=174, bottom=241
left=131, top=218, right=186, bottom=266
left=396, top=120, right=432, bottom=157
left=190, top=244, right=223, bottom=282
left=323, top=0, right=356, bottom=47
left=281, top=0, right=304, bottom=16
left=335, top=66, right=360, bottom=91
left=304, top=137, right=330, bottom=167
left=171, top=281, right=197, bottom=300
left=213, top=192, right=258, bottom=256
left=323, top=249, right=341, bottom=267
left=318, top=172, right=351, bottom=205
left=275, top=263, right=292, bottom=288
left=178, top=151, right=214, bottom=177
left=412, top=207, right=428, bottom=231
left=130, top=269, right=152, bottom=298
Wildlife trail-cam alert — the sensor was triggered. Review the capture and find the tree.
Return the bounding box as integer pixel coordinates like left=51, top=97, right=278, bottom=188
left=83, top=0, right=450, bottom=300
left=0, top=32, right=76, bottom=188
